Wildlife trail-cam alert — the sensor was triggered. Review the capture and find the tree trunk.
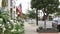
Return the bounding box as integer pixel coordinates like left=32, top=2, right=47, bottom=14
left=43, top=8, right=47, bottom=29
left=36, top=9, right=38, bottom=25
left=43, top=14, right=46, bottom=29
left=44, top=14, right=49, bottom=29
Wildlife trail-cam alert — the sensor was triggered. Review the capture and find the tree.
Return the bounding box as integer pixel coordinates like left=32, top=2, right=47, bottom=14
left=28, top=9, right=36, bottom=19
left=31, top=0, right=59, bottom=27
left=56, top=8, right=60, bottom=16
left=20, top=13, right=27, bottom=19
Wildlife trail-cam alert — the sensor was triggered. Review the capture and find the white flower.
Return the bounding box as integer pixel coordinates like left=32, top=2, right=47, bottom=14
left=18, top=29, right=21, bottom=31
left=7, top=22, right=9, bottom=24
left=14, top=29, right=17, bottom=31
left=17, top=12, right=19, bottom=14
left=17, top=21, right=20, bottom=25
left=9, top=26, right=11, bottom=28
left=17, top=21, right=18, bottom=23
left=11, top=29, right=17, bottom=32
left=10, top=20, right=14, bottom=22
left=14, top=23, right=16, bottom=25
left=3, top=28, right=6, bottom=31
left=1, top=25, right=4, bottom=28
left=0, top=24, right=2, bottom=26
left=0, top=18, right=3, bottom=21
left=11, top=29, right=15, bottom=32
left=10, top=20, right=14, bottom=24
left=15, top=14, right=17, bottom=17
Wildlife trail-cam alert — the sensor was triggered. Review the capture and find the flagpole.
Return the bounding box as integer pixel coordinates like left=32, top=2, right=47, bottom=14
left=28, top=2, right=29, bottom=10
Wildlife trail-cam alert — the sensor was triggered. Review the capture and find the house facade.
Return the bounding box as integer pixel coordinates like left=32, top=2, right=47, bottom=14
left=0, top=0, right=17, bottom=20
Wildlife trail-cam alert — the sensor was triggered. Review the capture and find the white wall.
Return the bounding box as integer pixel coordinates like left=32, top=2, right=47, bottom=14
left=0, top=0, right=2, bottom=7
left=38, top=21, right=53, bottom=28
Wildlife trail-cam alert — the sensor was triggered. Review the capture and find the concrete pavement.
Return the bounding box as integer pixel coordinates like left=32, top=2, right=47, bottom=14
left=24, top=22, right=59, bottom=34
left=24, top=22, right=39, bottom=34
left=40, top=32, right=60, bottom=34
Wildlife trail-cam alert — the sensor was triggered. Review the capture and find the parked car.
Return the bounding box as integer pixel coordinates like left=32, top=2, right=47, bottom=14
left=52, top=20, right=58, bottom=28
left=52, top=19, right=60, bottom=31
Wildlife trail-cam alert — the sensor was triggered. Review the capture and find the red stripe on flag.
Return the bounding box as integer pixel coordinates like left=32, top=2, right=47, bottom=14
left=16, top=4, right=22, bottom=17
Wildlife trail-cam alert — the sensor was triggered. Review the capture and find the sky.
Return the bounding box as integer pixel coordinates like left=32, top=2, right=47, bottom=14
left=16, top=0, right=31, bottom=14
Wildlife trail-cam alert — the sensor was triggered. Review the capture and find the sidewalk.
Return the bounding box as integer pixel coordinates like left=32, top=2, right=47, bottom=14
left=24, top=22, right=59, bottom=34
left=24, top=22, right=39, bottom=34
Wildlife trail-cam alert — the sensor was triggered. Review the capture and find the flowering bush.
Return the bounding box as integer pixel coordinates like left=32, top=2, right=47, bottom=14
left=0, top=9, right=24, bottom=34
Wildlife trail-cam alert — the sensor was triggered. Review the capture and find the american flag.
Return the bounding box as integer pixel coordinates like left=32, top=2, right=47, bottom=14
left=17, top=3, right=22, bottom=17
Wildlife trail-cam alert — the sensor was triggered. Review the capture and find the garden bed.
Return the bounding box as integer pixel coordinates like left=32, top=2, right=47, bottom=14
left=36, top=27, right=58, bottom=33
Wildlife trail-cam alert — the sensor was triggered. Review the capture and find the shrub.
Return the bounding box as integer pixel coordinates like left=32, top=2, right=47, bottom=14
left=0, top=9, right=24, bottom=34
